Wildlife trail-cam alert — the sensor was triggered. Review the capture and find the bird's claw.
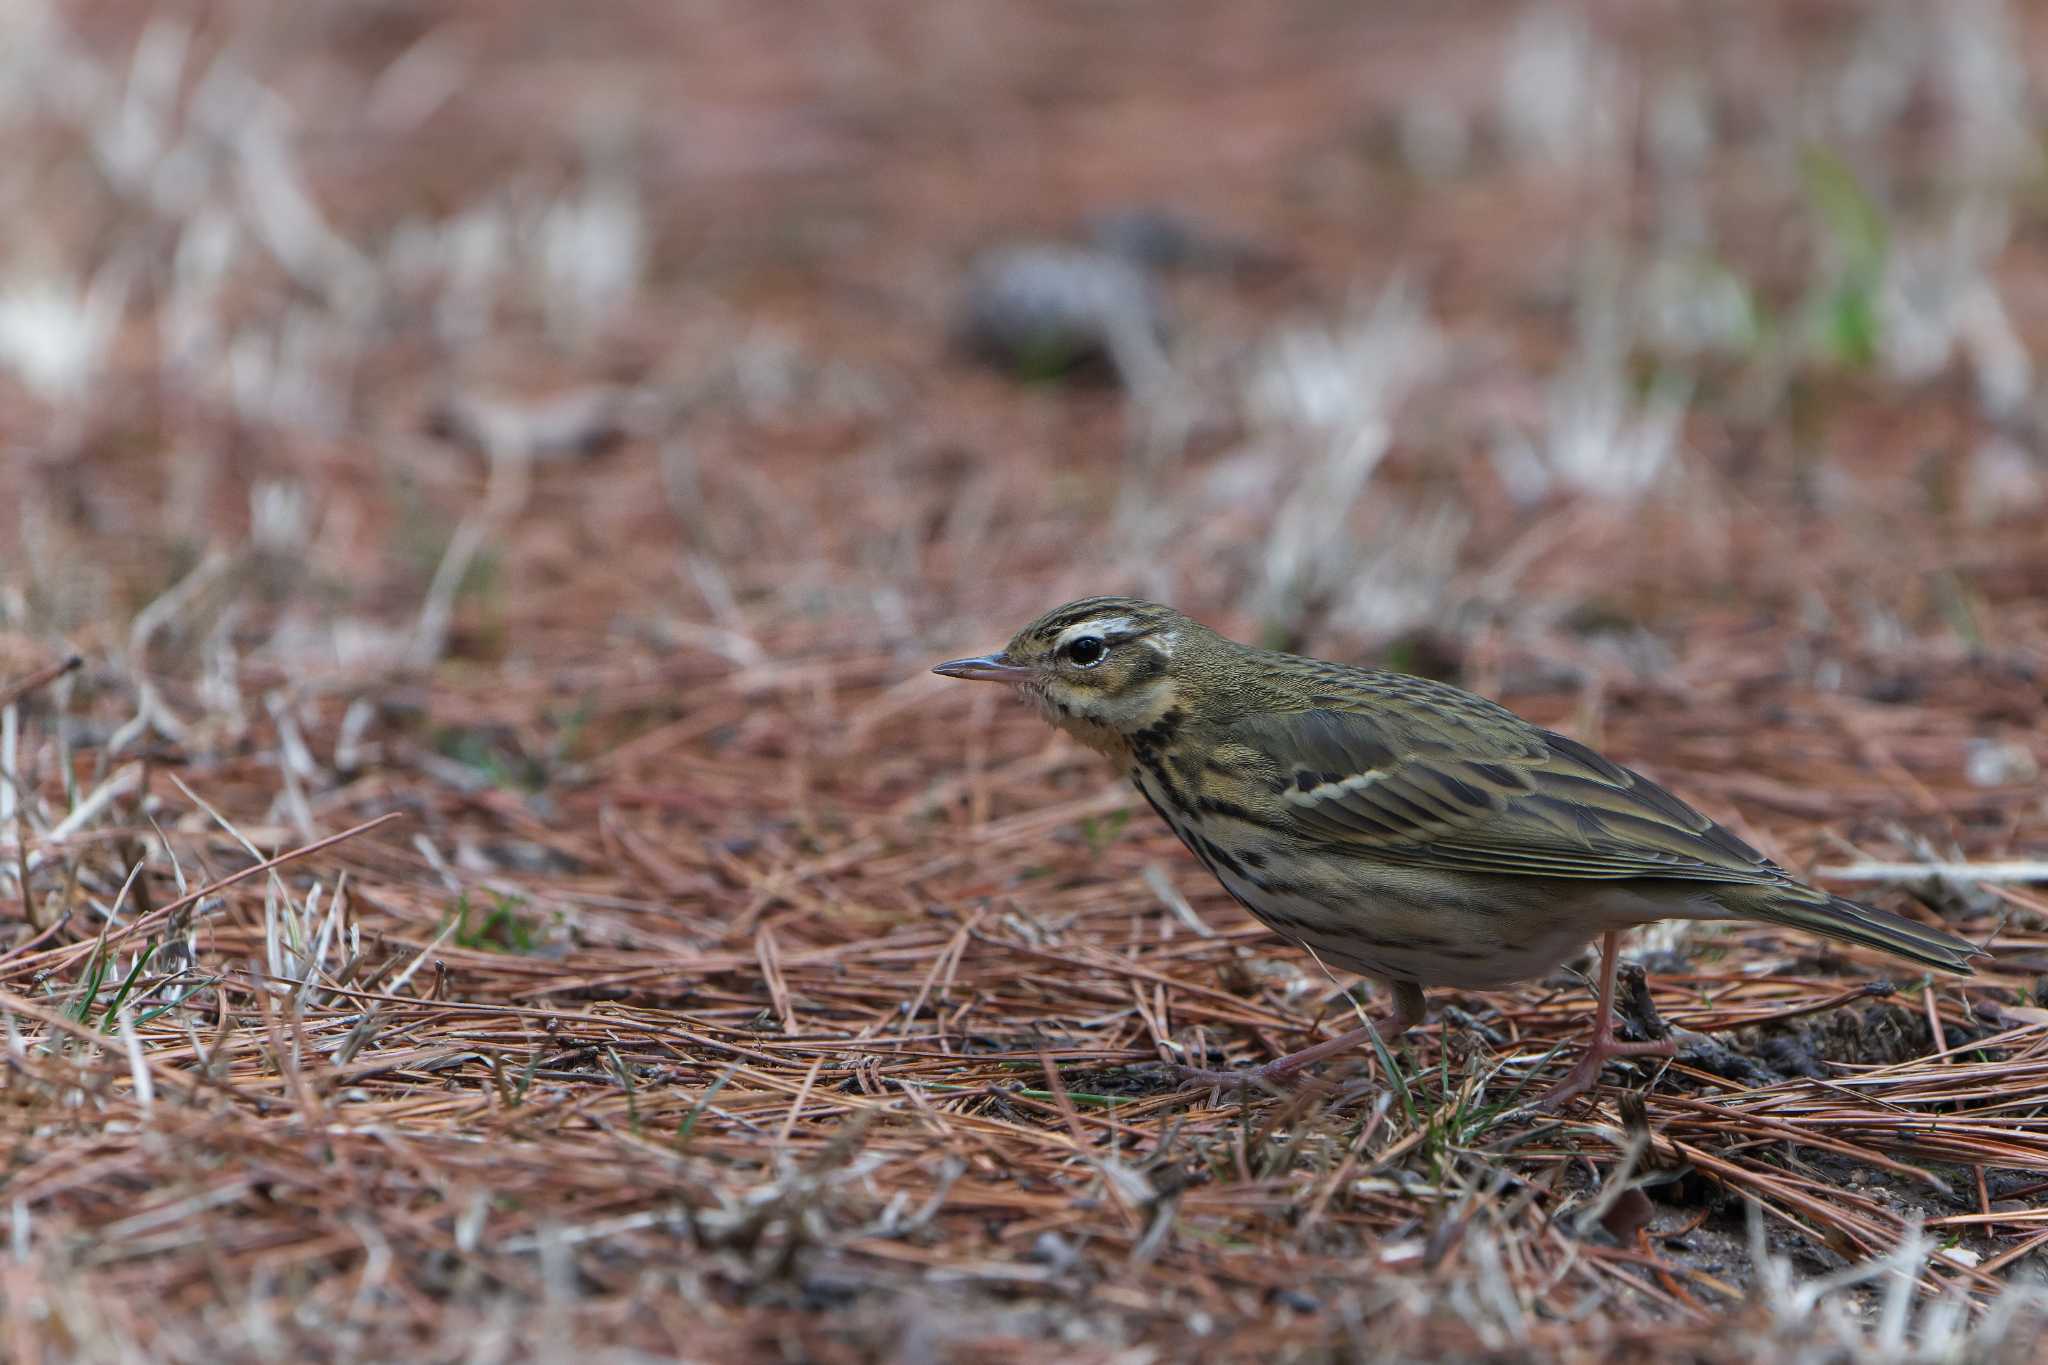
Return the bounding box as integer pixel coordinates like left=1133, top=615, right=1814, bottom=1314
left=1168, top=1061, right=1293, bottom=1093
left=1524, top=1034, right=1678, bottom=1111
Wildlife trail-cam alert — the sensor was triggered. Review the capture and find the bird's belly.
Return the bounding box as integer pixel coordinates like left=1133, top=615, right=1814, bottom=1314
left=1209, top=863, right=1600, bottom=988
left=1131, top=768, right=1618, bottom=989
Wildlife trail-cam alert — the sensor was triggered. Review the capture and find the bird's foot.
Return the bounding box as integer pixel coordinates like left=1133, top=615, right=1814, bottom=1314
left=1169, top=1059, right=1309, bottom=1094
left=1527, top=1033, right=1677, bottom=1111
left=1166, top=990, right=1425, bottom=1097
left=1168, top=1018, right=1405, bottom=1094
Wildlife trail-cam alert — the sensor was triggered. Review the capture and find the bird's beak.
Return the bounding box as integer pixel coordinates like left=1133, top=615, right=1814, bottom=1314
left=932, top=653, right=1033, bottom=683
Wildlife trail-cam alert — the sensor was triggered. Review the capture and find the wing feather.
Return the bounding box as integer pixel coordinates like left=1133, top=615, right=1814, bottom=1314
left=1233, top=701, right=1786, bottom=886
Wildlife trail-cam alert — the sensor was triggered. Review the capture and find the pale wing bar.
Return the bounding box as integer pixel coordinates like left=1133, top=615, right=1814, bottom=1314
left=1247, top=708, right=1792, bottom=887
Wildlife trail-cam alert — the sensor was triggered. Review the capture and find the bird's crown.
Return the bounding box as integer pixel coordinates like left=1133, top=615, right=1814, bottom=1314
left=1006, top=596, right=1185, bottom=657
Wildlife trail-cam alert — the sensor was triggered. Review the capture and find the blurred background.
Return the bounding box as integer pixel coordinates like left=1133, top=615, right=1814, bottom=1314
left=2, top=1, right=2044, bottom=710
left=0, top=1, right=2045, bottom=1358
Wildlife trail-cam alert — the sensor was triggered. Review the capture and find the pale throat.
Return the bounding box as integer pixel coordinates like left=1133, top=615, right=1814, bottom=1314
left=1042, top=674, right=1180, bottom=758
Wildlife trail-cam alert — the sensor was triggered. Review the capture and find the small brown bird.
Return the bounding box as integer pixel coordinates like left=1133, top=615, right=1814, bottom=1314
left=934, top=597, right=1980, bottom=1106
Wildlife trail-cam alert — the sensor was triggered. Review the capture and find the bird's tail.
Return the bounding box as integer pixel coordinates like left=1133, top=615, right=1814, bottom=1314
left=1730, top=886, right=1981, bottom=974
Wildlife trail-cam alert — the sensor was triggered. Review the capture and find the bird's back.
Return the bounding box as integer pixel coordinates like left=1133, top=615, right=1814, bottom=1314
left=1150, top=643, right=1978, bottom=979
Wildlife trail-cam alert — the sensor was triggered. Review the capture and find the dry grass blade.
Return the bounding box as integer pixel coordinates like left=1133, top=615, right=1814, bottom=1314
left=0, top=656, right=82, bottom=712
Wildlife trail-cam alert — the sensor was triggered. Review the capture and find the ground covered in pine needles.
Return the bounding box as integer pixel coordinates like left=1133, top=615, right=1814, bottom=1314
left=2, top=2, right=2047, bottom=1361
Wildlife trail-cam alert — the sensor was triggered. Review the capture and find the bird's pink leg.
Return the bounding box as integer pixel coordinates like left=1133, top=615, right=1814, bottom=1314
left=1175, top=980, right=1426, bottom=1091
left=1528, top=930, right=1676, bottom=1110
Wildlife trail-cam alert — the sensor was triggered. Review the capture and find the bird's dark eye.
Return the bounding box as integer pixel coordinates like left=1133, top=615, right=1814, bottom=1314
left=1066, top=635, right=1107, bottom=667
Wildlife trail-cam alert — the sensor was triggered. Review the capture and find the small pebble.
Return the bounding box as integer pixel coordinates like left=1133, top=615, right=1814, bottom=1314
left=1964, top=737, right=2038, bottom=788
left=955, top=243, right=1168, bottom=388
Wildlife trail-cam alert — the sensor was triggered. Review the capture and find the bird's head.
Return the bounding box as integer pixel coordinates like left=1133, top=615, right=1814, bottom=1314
left=932, top=596, right=1206, bottom=752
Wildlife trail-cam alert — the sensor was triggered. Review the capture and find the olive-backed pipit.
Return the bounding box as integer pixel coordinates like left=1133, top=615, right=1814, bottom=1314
left=934, top=597, right=1981, bottom=1107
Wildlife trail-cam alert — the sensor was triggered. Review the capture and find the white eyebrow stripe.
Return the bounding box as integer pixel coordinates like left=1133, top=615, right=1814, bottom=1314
left=1056, top=617, right=1135, bottom=648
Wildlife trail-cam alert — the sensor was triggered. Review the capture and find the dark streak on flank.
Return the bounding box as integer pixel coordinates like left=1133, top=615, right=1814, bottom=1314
left=1248, top=904, right=1312, bottom=932
left=1301, top=924, right=1406, bottom=952
left=1127, top=706, right=1184, bottom=754
left=1197, top=836, right=1247, bottom=879
left=1137, top=749, right=1192, bottom=816
left=1196, top=796, right=1259, bottom=823
left=1133, top=774, right=1209, bottom=866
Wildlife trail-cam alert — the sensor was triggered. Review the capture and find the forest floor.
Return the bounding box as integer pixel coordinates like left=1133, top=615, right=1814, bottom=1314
left=1, top=1, right=2046, bottom=1360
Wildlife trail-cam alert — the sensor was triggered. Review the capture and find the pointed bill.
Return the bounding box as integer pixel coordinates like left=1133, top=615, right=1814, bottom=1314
left=931, top=653, right=1032, bottom=683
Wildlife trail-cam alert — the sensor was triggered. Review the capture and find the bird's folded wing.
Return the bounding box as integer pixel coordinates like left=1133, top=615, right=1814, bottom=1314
left=1234, top=707, right=1787, bottom=885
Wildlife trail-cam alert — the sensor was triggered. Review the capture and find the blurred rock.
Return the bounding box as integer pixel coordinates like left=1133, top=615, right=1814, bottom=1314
left=1087, top=207, right=1206, bottom=269
left=1084, top=205, right=1285, bottom=274
left=1964, top=737, right=2038, bottom=788
left=1962, top=435, right=2045, bottom=525
left=1397, top=100, right=1472, bottom=179
left=954, top=242, right=1168, bottom=388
